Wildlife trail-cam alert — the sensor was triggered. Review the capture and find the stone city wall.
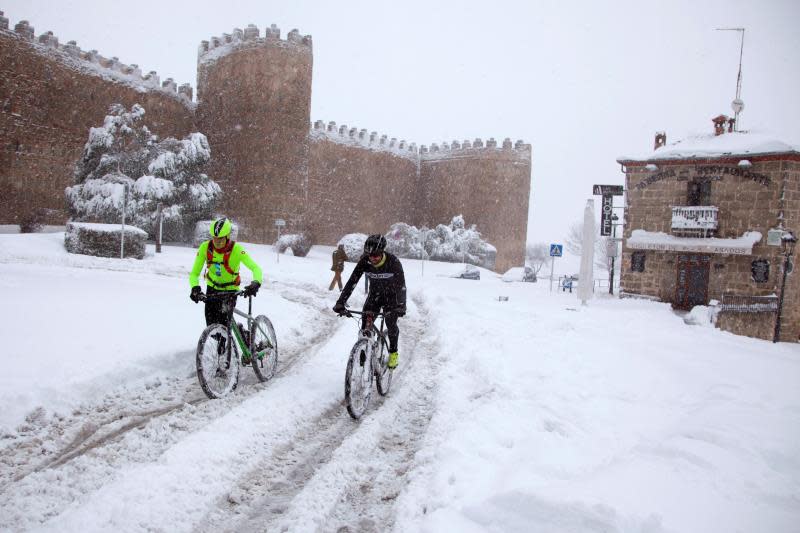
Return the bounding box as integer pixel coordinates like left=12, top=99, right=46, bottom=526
left=307, top=121, right=420, bottom=245
left=0, top=10, right=532, bottom=272
left=0, top=17, right=195, bottom=226
left=419, top=138, right=531, bottom=272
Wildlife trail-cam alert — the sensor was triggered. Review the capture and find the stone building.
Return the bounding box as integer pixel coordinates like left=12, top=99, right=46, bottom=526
left=617, top=119, right=800, bottom=342
left=0, top=11, right=531, bottom=271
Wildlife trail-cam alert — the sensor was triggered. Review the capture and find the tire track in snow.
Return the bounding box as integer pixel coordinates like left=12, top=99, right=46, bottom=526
left=0, top=281, right=338, bottom=532
left=193, top=292, right=441, bottom=533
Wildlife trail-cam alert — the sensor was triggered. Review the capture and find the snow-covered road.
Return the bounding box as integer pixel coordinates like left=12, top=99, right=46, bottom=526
left=1, top=233, right=799, bottom=532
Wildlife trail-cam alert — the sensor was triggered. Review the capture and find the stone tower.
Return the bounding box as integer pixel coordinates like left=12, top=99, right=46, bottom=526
left=196, top=24, right=313, bottom=242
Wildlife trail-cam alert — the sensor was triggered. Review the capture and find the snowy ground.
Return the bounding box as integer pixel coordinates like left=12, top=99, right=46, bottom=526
left=0, top=232, right=798, bottom=533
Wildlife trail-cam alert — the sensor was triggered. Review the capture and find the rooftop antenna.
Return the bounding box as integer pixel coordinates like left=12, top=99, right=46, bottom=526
left=715, top=27, right=745, bottom=131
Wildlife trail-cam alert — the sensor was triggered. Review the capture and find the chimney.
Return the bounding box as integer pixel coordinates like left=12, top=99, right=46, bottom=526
left=712, top=115, right=728, bottom=136
left=727, top=117, right=736, bottom=133
left=654, top=131, right=667, bottom=150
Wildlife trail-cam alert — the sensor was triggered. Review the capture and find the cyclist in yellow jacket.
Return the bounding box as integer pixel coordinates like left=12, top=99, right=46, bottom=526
left=189, top=217, right=263, bottom=327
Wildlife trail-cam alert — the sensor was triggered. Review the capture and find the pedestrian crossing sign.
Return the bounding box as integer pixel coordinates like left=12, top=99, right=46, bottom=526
left=550, top=244, right=563, bottom=257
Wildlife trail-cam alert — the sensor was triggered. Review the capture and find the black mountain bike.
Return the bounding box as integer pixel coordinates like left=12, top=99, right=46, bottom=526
left=339, top=309, right=394, bottom=419
left=195, top=290, right=278, bottom=399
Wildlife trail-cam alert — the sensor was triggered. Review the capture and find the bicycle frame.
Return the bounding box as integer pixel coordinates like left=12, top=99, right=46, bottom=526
left=344, top=310, right=387, bottom=346
left=202, top=291, right=273, bottom=362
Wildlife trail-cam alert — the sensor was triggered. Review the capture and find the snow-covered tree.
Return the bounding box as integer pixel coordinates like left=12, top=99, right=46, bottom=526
left=385, top=215, right=496, bottom=269
left=564, top=221, right=611, bottom=272
left=65, top=104, right=221, bottom=242
left=525, top=242, right=549, bottom=274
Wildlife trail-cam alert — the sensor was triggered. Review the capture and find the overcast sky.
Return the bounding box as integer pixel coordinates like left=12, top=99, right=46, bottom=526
left=5, top=0, right=799, bottom=245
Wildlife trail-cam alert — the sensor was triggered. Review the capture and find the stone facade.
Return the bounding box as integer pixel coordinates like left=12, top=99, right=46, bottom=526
left=0, top=12, right=531, bottom=272
left=196, top=28, right=313, bottom=244
left=0, top=25, right=195, bottom=227
left=419, top=141, right=532, bottom=271
left=618, top=140, right=800, bottom=342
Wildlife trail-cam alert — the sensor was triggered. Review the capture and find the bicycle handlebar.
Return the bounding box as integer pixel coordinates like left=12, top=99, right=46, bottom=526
left=199, top=290, right=248, bottom=302
left=338, top=308, right=390, bottom=318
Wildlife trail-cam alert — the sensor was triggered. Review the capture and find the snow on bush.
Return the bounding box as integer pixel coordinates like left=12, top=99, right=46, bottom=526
left=65, top=104, right=221, bottom=242
left=275, top=233, right=312, bottom=257
left=385, top=215, right=496, bottom=269
left=338, top=233, right=368, bottom=261
left=65, top=221, right=147, bottom=259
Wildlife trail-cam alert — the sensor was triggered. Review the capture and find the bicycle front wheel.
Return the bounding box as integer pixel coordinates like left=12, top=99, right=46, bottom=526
left=345, top=338, right=373, bottom=419
left=375, top=333, right=393, bottom=396
left=251, top=315, right=278, bottom=382
left=196, top=324, right=240, bottom=399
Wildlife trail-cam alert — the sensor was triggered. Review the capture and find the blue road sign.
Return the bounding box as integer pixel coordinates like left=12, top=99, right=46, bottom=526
left=550, top=244, right=563, bottom=257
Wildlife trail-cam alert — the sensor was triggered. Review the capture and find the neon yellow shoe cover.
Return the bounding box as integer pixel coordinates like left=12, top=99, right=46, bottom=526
left=388, top=351, right=399, bottom=369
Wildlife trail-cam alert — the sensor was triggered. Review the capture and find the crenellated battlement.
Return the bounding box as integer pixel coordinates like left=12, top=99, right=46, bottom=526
left=419, top=136, right=531, bottom=160
left=197, top=23, right=312, bottom=66
left=310, top=120, right=529, bottom=162
left=0, top=11, right=194, bottom=105
left=310, top=119, right=418, bottom=160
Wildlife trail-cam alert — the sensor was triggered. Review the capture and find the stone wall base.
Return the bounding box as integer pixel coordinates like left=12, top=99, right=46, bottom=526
left=717, top=312, right=776, bottom=341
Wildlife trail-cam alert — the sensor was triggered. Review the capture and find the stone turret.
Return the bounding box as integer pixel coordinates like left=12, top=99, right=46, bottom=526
left=0, top=11, right=9, bottom=30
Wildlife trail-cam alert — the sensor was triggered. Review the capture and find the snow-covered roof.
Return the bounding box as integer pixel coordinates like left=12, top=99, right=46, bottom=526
left=618, top=131, right=799, bottom=163
left=627, top=229, right=762, bottom=255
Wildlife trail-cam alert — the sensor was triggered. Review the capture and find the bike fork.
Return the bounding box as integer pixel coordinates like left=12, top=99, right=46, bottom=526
left=225, top=328, right=233, bottom=370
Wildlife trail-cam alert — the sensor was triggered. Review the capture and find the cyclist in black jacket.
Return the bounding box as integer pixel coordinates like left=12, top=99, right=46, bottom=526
left=333, top=234, right=406, bottom=368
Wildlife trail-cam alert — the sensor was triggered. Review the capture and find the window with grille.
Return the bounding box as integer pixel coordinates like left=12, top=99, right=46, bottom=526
left=631, top=251, right=646, bottom=272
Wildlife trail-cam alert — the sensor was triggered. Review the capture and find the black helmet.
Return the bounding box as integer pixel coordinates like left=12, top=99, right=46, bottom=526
left=364, top=234, right=387, bottom=255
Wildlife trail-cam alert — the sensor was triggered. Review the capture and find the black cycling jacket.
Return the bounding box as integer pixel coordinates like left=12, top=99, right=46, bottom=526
left=337, top=252, right=406, bottom=308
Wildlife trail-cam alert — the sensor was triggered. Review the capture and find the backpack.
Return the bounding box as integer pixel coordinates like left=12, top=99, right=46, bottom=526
left=206, top=240, right=241, bottom=287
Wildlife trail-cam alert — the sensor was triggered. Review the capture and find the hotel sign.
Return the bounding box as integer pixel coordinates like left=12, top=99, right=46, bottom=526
left=592, top=184, right=624, bottom=196
left=593, top=184, right=623, bottom=236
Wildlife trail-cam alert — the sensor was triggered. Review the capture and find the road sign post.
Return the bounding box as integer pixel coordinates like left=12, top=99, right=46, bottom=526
left=549, top=243, right=563, bottom=292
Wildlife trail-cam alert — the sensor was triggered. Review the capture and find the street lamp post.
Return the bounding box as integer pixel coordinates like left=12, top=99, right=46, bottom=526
left=608, top=213, right=619, bottom=295
left=773, top=231, right=797, bottom=343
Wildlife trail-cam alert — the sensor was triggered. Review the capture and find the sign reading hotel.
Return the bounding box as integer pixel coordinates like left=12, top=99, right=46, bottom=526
left=593, top=184, right=623, bottom=236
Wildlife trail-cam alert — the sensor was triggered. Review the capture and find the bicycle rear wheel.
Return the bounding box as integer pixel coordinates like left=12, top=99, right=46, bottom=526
left=251, top=315, right=278, bottom=382
left=375, top=333, right=393, bottom=396
left=196, top=324, right=240, bottom=399
left=345, top=338, right=373, bottom=419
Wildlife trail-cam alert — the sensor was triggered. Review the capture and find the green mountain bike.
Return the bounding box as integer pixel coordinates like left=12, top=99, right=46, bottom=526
left=195, top=290, right=278, bottom=399
left=339, top=309, right=394, bottom=419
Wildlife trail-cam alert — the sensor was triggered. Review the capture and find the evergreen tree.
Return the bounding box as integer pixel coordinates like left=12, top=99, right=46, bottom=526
left=66, top=104, right=221, bottom=242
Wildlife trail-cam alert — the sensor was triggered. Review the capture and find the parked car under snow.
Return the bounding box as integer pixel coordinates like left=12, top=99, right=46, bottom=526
left=501, top=266, right=537, bottom=283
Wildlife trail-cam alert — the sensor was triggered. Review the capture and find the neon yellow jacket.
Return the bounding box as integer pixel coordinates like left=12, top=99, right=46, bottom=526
left=189, top=240, right=263, bottom=291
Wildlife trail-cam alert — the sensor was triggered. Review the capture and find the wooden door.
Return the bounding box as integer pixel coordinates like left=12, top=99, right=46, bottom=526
left=675, top=254, right=710, bottom=309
